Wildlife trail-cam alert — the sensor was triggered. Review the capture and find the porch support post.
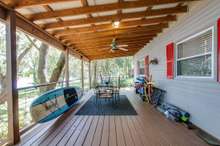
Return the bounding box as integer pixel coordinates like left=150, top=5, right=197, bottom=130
left=81, top=57, right=84, bottom=91
left=65, top=47, right=69, bottom=87
left=6, top=10, right=20, bottom=144
left=88, top=61, right=92, bottom=89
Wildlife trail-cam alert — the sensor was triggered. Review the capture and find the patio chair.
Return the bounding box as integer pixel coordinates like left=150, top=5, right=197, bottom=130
left=95, top=85, right=114, bottom=105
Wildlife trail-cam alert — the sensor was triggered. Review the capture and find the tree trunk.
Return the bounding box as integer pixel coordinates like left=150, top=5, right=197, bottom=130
left=0, top=35, right=36, bottom=104
left=17, top=39, right=37, bottom=67
left=37, top=43, right=48, bottom=93
left=46, top=52, right=65, bottom=91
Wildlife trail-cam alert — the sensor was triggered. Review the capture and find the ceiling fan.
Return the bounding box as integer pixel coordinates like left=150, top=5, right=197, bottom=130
left=102, top=38, right=128, bottom=53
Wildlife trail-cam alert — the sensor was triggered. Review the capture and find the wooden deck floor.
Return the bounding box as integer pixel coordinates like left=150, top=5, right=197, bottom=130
left=18, top=88, right=208, bottom=146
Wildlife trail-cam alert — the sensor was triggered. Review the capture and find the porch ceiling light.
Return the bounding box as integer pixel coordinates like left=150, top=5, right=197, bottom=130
left=112, top=21, right=120, bottom=28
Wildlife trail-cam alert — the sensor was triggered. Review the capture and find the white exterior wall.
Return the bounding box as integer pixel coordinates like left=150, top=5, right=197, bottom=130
left=134, top=0, right=220, bottom=139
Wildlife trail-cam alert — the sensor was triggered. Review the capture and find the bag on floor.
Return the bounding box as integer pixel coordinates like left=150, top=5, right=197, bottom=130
left=160, top=103, right=190, bottom=123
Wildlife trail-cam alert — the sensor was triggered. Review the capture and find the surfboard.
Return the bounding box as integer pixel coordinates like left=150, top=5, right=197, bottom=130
left=30, top=87, right=82, bottom=123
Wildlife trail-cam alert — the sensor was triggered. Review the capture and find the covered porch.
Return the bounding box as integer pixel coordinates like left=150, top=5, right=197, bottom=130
left=18, top=88, right=207, bottom=146
left=0, top=0, right=220, bottom=145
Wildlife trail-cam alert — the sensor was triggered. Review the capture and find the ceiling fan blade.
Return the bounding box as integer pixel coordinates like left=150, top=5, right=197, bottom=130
left=118, top=47, right=128, bottom=51
left=117, top=44, right=128, bottom=47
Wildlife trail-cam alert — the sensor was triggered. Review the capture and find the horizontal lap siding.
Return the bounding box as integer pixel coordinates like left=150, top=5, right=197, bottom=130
left=134, top=0, right=220, bottom=139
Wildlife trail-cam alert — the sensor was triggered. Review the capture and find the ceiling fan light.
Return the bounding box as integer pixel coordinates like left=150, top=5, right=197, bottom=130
left=112, top=21, right=120, bottom=28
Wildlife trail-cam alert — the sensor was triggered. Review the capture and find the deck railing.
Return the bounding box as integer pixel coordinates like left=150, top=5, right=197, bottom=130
left=0, top=76, right=132, bottom=144
left=0, top=79, right=81, bottom=143
left=96, top=76, right=133, bottom=87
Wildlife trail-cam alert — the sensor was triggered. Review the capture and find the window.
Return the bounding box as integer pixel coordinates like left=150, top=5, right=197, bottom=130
left=138, top=59, right=145, bottom=75
left=176, top=27, right=214, bottom=78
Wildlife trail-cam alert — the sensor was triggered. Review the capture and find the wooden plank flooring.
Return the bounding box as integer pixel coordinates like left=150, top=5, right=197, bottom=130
left=17, top=89, right=208, bottom=146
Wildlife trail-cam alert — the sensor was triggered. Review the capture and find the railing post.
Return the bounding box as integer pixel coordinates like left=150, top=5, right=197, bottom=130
left=6, top=10, right=20, bottom=144
left=89, top=61, right=92, bottom=89
left=65, top=47, right=69, bottom=87
left=81, top=57, right=84, bottom=91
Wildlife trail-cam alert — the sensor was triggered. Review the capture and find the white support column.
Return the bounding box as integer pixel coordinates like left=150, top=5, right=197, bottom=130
left=6, top=10, right=20, bottom=144
left=81, top=58, right=84, bottom=91
left=65, top=48, right=69, bottom=87
left=89, top=61, right=92, bottom=89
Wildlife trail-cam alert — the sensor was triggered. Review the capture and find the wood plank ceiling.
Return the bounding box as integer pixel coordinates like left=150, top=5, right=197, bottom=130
left=2, top=0, right=198, bottom=60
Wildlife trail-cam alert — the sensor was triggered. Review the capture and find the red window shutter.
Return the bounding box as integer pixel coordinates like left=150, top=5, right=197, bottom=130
left=166, top=43, right=174, bottom=79
left=144, top=56, right=149, bottom=78
left=218, top=18, right=220, bottom=82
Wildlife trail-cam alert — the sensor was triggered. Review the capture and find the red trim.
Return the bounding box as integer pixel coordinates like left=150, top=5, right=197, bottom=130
left=218, top=18, right=220, bottom=82
left=166, top=43, right=174, bottom=79
left=144, top=56, right=149, bottom=78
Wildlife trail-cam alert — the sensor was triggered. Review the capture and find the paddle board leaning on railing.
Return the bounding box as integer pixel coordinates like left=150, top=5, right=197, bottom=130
left=30, top=87, right=82, bottom=123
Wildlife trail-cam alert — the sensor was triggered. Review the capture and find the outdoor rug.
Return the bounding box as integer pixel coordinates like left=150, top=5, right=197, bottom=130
left=76, top=95, right=137, bottom=115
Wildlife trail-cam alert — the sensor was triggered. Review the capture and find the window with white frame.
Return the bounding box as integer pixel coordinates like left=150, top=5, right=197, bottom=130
left=176, top=27, right=214, bottom=77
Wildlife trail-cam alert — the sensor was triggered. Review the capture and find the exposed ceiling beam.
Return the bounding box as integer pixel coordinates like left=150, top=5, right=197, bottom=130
left=0, top=1, right=90, bottom=61
left=0, top=3, right=7, bottom=19
left=16, top=14, right=65, bottom=50
left=74, top=39, right=150, bottom=47
left=80, top=0, right=97, bottom=31
left=2, top=0, right=19, bottom=8
left=53, top=15, right=175, bottom=37
left=65, top=35, right=154, bottom=47
left=69, top=47, right=90, bottom=61
left=44, top=6, right=186, bottom=30
left=65, top=35, right=155, bottom=49
left=79, top=45, right=145, bottom=52
left=27, top=0, right=193, bottom=21
left=15, top=0, right=79, bottom=9
left=75, top=43, right=147, bottom=51
left=62, top=30, right=159, bottom=42
left=83, top=47, right=141, bottom=54
left=88, top=51, right=138, bottom=60
left=63, top=35, right=156, bottom=46
left=90, top=53, right=135, bottom=60
left=64, top=33, right=156, bottom=44
left=61, top=26, right=162, bottom=42
left=72, top=36, right=152, bottom=45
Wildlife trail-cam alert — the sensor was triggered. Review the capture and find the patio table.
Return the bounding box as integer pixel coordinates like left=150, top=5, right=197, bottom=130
left=95, top=85, right=120, bottom=105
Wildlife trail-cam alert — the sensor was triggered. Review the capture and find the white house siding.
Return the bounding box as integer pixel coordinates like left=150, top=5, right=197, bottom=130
left=134, top=0, right=220, bottom=139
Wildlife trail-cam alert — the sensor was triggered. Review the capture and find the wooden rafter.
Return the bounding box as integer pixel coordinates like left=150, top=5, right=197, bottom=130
left=63, top=33, right=157, bottom=45
left=73, top=37, right=151, bottom=46
left=27, top=0, right=194, bottom=21
left=16, top=13, right=65, bottom=49
left=65, top=35, right=154, bottom=47
left=66, top=35, right=155, bottom=44
left=88, top=52, right=137, bottom=57
left=80, top=46, right=145, bottom=53
left=60, top=24, right=165, bottom=41
left=1, top=0, right=195, bottom=60
left=15, top=0, right=78, bottom=8
left=44, top=6, right=186, bottom=30
left=0, top=4, right=7, bottom=19
left=74, top=42, right=150, bottom=51
left=90, top=53, right=134, bottom=59
left=53, top=15, right=175, bottom=37
left=83, top=46, right=141, bottom=54
left=74, top=36, right=152, bottom=44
